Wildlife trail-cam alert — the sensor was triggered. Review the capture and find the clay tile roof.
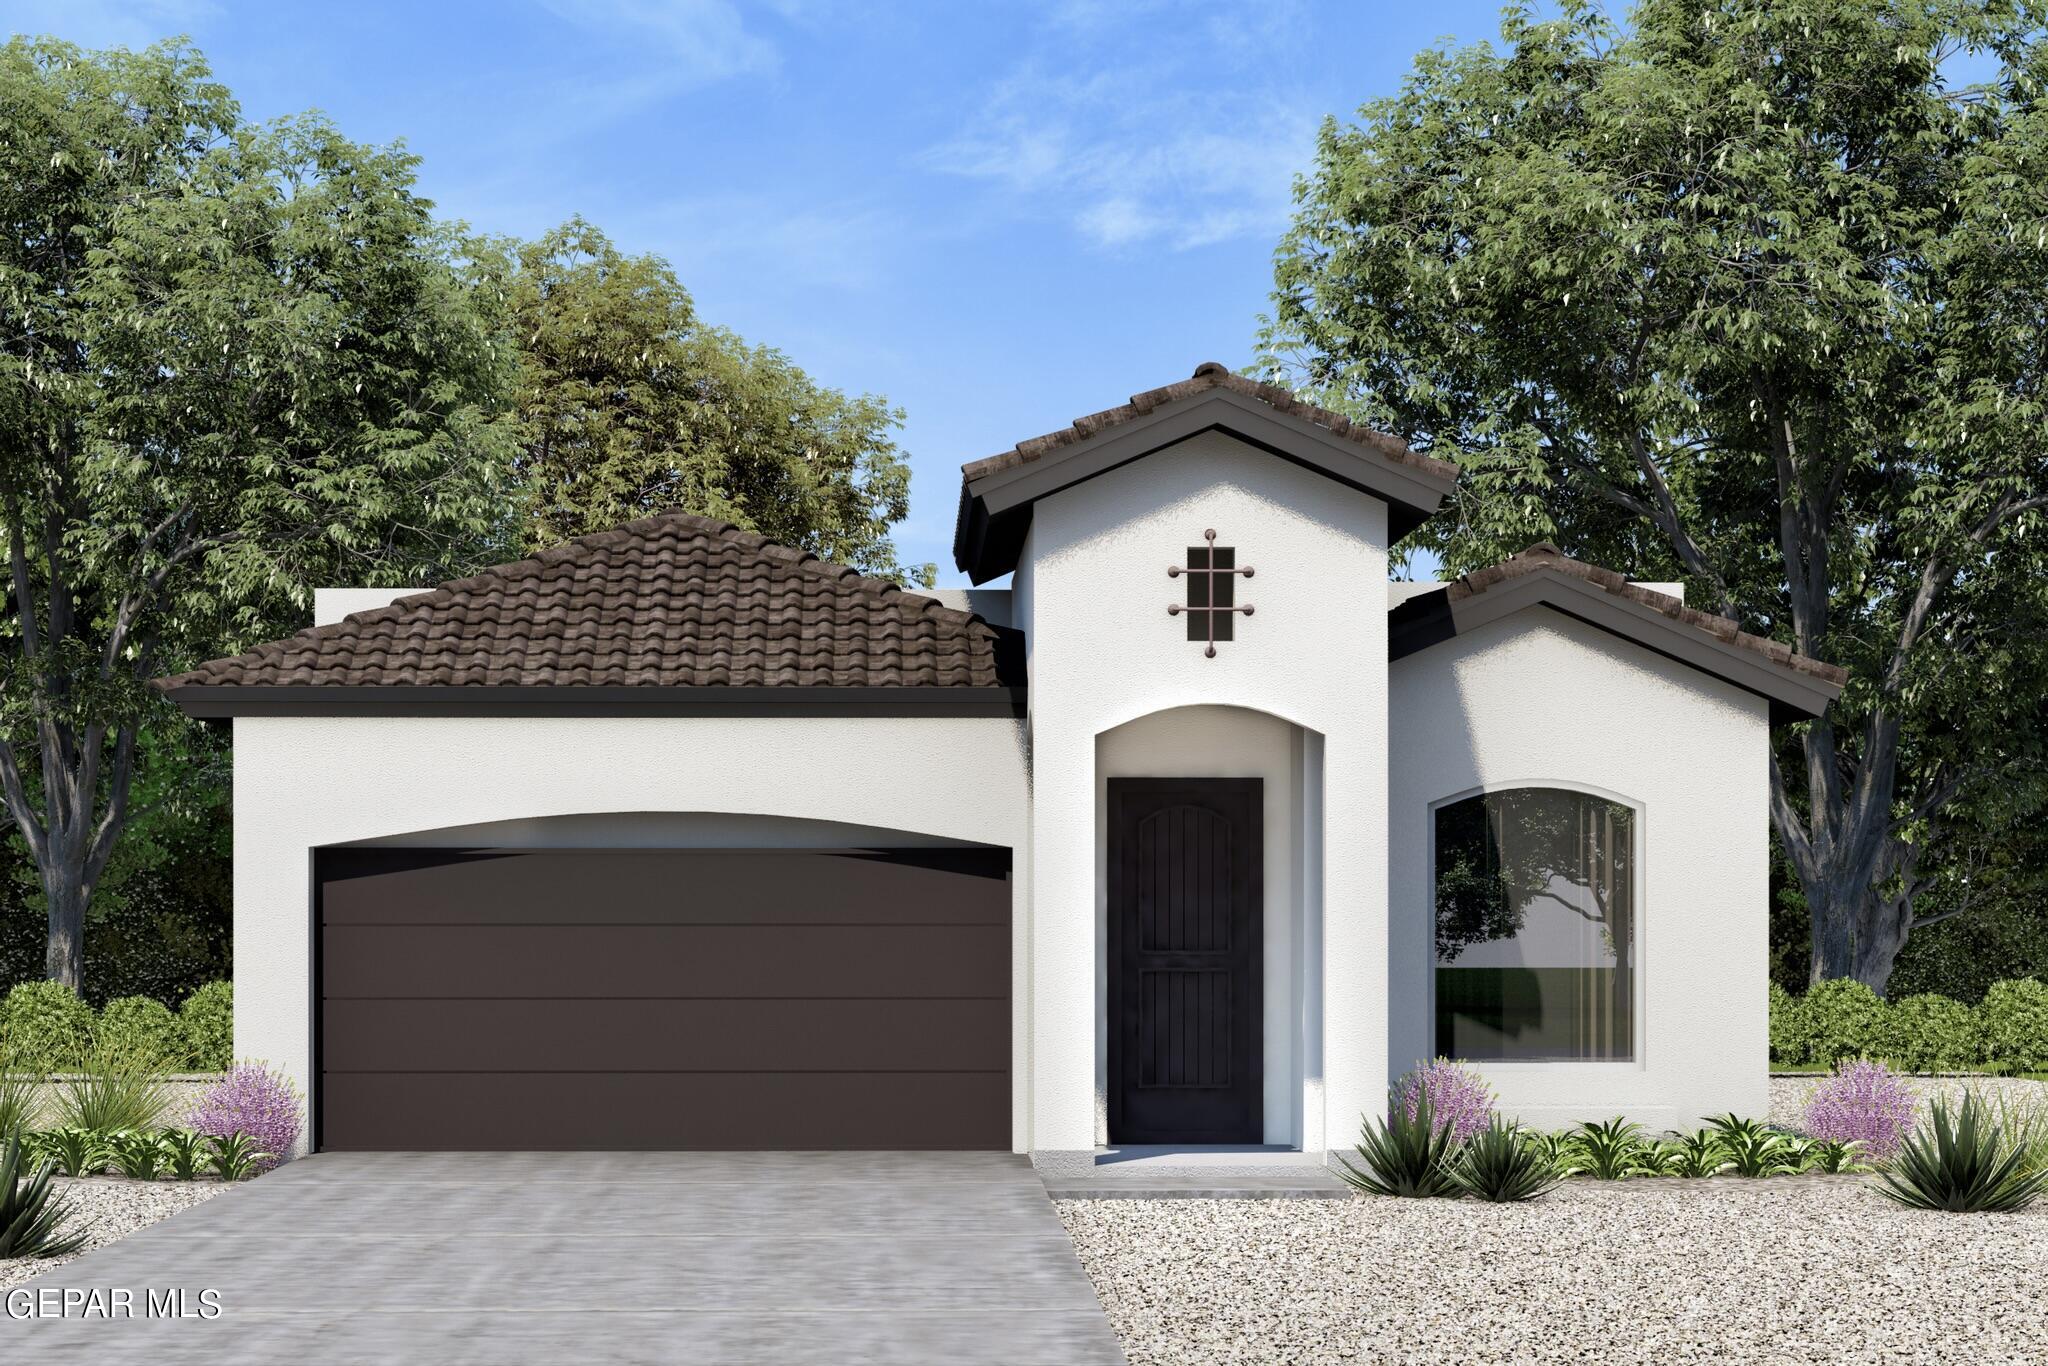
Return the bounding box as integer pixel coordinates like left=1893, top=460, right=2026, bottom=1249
left=1451, top=543, right=1847, bottom=688
left=960, top=361, right=1458, bottom=486
left=157, top=511, right=1024, bottom=693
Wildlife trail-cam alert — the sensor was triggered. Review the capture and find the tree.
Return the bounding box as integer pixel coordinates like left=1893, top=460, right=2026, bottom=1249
left=501, top=218, right=930, bottom=584
left=1262, top=0, right=2048, bottom=992
left=0, top=38, right=518, bottom=987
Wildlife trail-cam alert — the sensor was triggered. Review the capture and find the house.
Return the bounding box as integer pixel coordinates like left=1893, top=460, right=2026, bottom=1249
left=159, top=363, right=1844, bottom=1167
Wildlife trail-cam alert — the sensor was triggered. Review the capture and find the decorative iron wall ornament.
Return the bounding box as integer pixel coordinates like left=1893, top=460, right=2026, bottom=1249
left=1168, top=529, right=1254, bottom=657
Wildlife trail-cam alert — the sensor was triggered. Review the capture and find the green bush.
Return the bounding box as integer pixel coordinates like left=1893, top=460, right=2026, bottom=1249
left=1, top=981, right=94, bottom=1074
left=1767, top=982, right=1806, bottom=1064
left=1981, top=978, right=2048, bottom=1074
left=1880, top=993, right=1982, bottom=1072
left=179, top=981, right=233, bottom=1072
left=97, top=996, right=189, bottom=1070
left=1800, top=978, right=1888, bottom=1067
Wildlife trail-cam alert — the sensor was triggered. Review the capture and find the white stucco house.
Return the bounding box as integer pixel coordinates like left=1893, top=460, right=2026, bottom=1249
left=160, top=363, right=1843, bottom=1167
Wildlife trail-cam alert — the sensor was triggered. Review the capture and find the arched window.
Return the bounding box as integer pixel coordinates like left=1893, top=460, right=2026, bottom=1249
left=1434, top=787, right=1635, bottom=1061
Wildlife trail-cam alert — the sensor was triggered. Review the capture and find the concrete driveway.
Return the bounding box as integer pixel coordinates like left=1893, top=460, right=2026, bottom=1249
left=11, top=1152, right=1125, bottom=1365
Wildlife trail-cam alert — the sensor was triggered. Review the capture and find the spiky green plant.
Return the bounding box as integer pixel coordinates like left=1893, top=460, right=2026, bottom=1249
left=0, top=1136, right=86, bottom=1258
left=1991, top=1093, right=2048, bottom=1179
left=1337, top=1089, right=1462, bottom=1198
left=1668, top=1130, right=1730, bottom=1178
left=1522, top=1129, right=1584, bottom=1177
left=160, top=1128, right=210, bottom=1182
left=1878, top=1094, right=2048, bottom=1213
left=1575, top=1118, right=1648, bottom=1180
left=1450, top=1119, right=1561, bottom=1202
left=0, top=1042, right=33, bottom=1142
left=53, top=1035, right=171, bottom=1133
left=1632, top=1141, right=1681, bottom=1177
left=206, top=1132, right=271, bottom=1182
left=37, top=1127, right=111, bottom=1178
left=108, top=1130, right=170, bottom=1181
left=1707, top=1114, right=1803, bottom=1178
left=1797, top=1138, right=1868, bottom=1174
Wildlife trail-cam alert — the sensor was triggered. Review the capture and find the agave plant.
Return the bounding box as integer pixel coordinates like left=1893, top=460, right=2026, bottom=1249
left=1707, top=1114, right=1803, bottom=1178
left=1878, top=1094, right=2048, bottom=1213
left=38, top=1126, right=111, bottom=1178
left=1450, top=1119, right=1561, bottom=1202
left=1667, top=1130, right=1730, bottom=1178
left=1575, top=1118, right=1648, bottom=1180
left=207, top=1132, right=272, bottom=1182
left=160, top=1128, right=211, bottom=1182
left=1337, top=1089, right=1462, bottom=1198
left=0, top=1136, right=86, bottom=1258
left=108, top=1129, right=170, bottom=1181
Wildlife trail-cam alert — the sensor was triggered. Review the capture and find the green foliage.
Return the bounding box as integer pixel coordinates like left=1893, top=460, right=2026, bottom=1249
left=1708, top=1114, right=1804, bottom=1178
left=159, top=1128, right=209, bottom=1182
left=0, top=1136, right=86, bottom=1258
left=1336, top=1093, right=1462, bottom=1198
left=1, top=981, right=94, bottom=1073
left=96, top=996, right=188, bottom=1071
left=53, top=1036, right=170, bottom=1132
left=1767, top=982, right=1806, bottom=1065
left=179, top=982, right=233, bottom=1072
left=498, top=218, right=928, bottom=585
left=1991, top=1092, right=2048, bottom=1179
left=33, top=1127, right=110, bottom=1178
left=1666, top=1131, right=1731, bottom=1179
left=1262, top=0, right=2048, bottom=992
left=1573, top=1118, right=1649, bottom=1180
left=1521, top=1129, right=1584, bottom=1177
left=1799, top=980, right=1888, bottom=1068
left=1881, top=994, right=1983, bottom=1073
left=1980, top=978, right=2048, bottom=1073
left=206, top=1131, right=268, bottom=1182
left=108, top=1129, right=169, bottom=1181
left=1796, top=1138, right=1869, bottom=1175
left=1449, top=1119, right=1562, bottom=1202
left=1878, top=1094, right=2048, bottom=1213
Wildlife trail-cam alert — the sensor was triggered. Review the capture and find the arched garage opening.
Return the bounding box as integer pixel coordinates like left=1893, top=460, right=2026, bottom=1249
left=313, top=813, right=1011, bottom=1151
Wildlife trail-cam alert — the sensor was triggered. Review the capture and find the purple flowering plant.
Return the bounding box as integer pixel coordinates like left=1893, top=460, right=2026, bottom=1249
left=1801, top=1059, right=1916, bottom=1162
left=188, top=1064, right=303, bottom=1172
left=1393, top=1057, right=1496, bottom=1144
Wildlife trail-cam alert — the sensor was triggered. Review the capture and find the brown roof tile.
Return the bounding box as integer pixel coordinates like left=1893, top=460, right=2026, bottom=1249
left=1450, top=543, right=1847, bottom=687
left=960, top=361, right=1459, bottom=486
left=158, top=511, right=1024, bottom=692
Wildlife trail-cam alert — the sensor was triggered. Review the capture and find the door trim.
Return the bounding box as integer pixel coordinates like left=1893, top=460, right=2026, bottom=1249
left=1106, top=777, right=1263, bottom=1145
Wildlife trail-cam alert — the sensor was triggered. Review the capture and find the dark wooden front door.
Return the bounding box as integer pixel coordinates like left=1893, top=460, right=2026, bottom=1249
left=1108, top=778, right=1262, bottom=1144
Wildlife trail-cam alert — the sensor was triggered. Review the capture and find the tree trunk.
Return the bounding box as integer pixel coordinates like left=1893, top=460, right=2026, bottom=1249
left=43, top=872, right=87, bottom=991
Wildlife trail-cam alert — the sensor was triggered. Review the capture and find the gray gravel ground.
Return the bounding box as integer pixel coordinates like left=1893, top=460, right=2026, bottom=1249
left=1770, top=1074, right=2047, bottom=1129
left=0, top=1176, right=227, bottom=1291
left=1061, top=1176, right=2048, bottom=1364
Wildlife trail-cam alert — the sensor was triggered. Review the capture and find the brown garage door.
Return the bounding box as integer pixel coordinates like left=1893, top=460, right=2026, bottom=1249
left=314, top=846, right=1010, bottom=1150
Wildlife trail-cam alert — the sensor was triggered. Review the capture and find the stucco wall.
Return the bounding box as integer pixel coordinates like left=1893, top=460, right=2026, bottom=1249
left=1388, top=607, right=1772, bottom=1132
left=1020, top=430, right=1389, bottom=1161
left=233, top=714, right=1031, bottom=1155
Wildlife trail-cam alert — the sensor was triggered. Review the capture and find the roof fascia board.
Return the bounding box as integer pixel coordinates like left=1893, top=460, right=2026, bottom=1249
left=165, top=685, right=1028, bottom=720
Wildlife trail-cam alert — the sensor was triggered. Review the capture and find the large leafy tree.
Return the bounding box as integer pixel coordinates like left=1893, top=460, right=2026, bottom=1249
left=501, top=218, right=930, bottom=584
left=1263, top=0, right=2048, bottom=991
left=0, top=39, right=518, bottom=987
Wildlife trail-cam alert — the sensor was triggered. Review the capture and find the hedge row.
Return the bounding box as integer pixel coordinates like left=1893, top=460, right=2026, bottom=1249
left=1770, top=977, right=2048, bottom=1072
left=0, top=980, right=232, bottom=1074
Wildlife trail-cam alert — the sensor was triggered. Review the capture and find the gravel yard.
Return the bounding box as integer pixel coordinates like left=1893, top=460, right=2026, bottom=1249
left=0, top=1176, right=228, bottom=1291
left=1059, top=1178, right=2048, bottom=1364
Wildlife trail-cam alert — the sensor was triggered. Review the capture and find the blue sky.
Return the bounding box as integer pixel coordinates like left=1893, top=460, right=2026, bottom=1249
left=12, top=1, right=1516, bottom=583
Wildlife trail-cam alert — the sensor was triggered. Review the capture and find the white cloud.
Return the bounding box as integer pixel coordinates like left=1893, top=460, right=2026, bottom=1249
left=920, top=5, right=1319, bottom=254
left=534, top=0, right=778, bottom=83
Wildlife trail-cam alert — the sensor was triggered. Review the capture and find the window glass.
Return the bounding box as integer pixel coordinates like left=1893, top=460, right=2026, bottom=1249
left=1434, top=788, right=1634, bottom=1060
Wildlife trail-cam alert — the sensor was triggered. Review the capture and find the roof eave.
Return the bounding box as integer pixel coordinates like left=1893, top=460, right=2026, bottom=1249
left=161, top=684, right=1029, bottom=720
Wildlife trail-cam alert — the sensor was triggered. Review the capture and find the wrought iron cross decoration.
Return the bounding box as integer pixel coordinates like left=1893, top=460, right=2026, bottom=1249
left=1168, top=529, right=1255, bottom=657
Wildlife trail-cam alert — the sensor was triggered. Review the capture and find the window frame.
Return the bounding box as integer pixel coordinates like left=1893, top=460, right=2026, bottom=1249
left=1424, top=779, right=1647, bottom=1069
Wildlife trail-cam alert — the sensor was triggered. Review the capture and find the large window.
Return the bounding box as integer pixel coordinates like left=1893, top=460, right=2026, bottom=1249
left=1434, top=788, right=1635, bottom=1061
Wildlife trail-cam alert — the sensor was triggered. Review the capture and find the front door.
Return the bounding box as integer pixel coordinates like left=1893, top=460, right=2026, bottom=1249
left=1108, top=778, right=1262, bottom=1144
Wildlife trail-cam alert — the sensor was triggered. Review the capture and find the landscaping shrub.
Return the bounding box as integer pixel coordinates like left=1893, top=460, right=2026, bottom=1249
left=1767, top=982, right=1806, bottom=1065
left=1878, top=1094, right=2048, bottom=1213
left=1880, top=994, right=1982, bottom=1073
left=1707, top=1114, right=1804, bottom=1177
left=54, top=1034, right=173, bottom=1132
left=1800, top=1060, right=1916, bottom=1162
left=1799, top=978, right=1888, bottom=1067
left=188, top=1064, right=301, bottom=1170
left=0, top=981, right=94, bottom=1074
left=97, top=996, right=189, bottom=1070
left=1574, top=1117, right=1649, bottom=1180
left=1338, top=1091, right=1462, bottom=1198
left=1392, top=1058, right=1495, bottom=1143
left=1450, top=1119, right=1560, bottom=1202
left=206, top=1131, right=269, bottom=1181
left=0, top=1136, right=86, bottom=1258
left=179, top=981, right=233, bottom=1072
left=160, top=1128, right=210, bottom=1181
left=1980, top=977, right=2048, bottom=1074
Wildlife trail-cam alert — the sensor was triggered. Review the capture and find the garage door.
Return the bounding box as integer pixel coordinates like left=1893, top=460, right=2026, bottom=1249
left=314, top=846, right=1011, bottom=1150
